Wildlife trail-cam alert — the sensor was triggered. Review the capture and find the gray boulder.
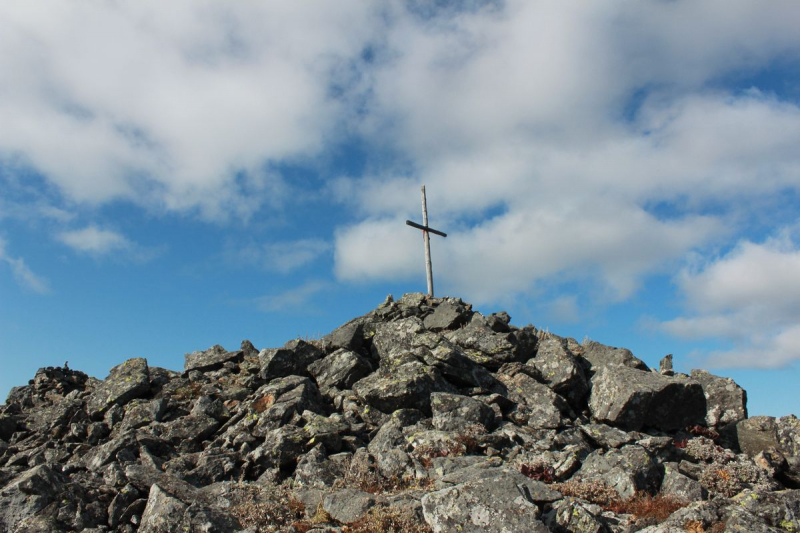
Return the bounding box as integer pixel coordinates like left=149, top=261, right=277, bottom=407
left=421, top=468, right=555, bottom=532
left=544, top=498, right=605, bottom=533
left=0, top=465, right=63, bottom=532
left=579, top=340, right=649, bottom=373
left=690, top=369, right=748, bottom=427
left=353, top=362, right=456, bottom=415
left=423, top=300, right=472, bottom=331
left=527, top=336, right=589, bottom=407
left=249, top=376, right=325, bottom=435
left=308, top=349, right=372, bottom=392
left=498, top=370, right=570, bottom=429
left=736, top=416, right=781, bottom=457
left=577, top=445, right=660, bottom=498
left=184, top=344, right=243, bottom=373
left=444, top=318, right=537, bottom=370
left=430, top=392, right=497, bottom=431
left=259, top=339, right=324, bottom=380
left=589, top=366, right=706, bottom=431
left=86, top=357, right=151, bottom=419
left=322, top=488, right=383, bottom=524
left=138, top=484, right=188, bottom=533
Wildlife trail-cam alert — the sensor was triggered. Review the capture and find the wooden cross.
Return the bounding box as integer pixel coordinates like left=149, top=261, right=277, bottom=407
left=406, top=185, right=447, bottom=297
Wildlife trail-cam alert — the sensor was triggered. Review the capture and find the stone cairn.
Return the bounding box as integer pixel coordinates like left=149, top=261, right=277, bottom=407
left=1, top=293, right=799, bottom=532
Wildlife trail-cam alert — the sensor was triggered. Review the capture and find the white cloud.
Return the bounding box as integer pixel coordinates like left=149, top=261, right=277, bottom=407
left=0, top=1, right=379, bottom=219
left=0, top=237, right=49, bottom=294
left=332, top=1, right=800, bottom=307
left=662, top=231, right=800, bottom=367
left=237, top=238, right=331, bottom=273
left=252, top=280, right=329, bottom=313
left=58, top=226, right=131, bottom=255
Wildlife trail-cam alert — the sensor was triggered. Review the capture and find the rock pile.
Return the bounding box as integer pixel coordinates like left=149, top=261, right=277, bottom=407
left=1, top=293, right=799, bottom=532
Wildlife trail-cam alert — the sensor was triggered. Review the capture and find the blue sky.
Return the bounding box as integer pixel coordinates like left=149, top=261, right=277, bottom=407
left=2, top=1, right=800, bottom=417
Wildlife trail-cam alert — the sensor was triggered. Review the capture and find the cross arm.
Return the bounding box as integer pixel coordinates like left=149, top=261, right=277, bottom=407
left=406, top=220, right=447, bottom=238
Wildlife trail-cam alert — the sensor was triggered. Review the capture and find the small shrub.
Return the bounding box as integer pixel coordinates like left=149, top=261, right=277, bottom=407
left=687, top=425, right=720, bottom=442
left=684, top=520, right=726, bottom=533
left=343, top=506, right=433, bottom=533
left=551, top=479, right=620, bottom=507
left=412, top=441, right=466, bottom=469
left=605, top=492, right=687, bottom=523
left=520, top=462, right=556, bottom=483
left=228, top=483, right=306, bottom=532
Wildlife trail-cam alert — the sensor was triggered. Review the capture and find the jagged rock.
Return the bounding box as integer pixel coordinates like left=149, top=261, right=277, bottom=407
left=184, top=344, right=244, bottom=373
left=527, top=336, right=589, bottom=408
left=544, top=497, right=605, bottom=533
left=430, top=392, right=497, bottom=431
left=498, top=370, right=570, bottom=429
left=577, top=445, right=660, bottom=498
left=736, top=416, right=781, bottom=457
left=138, top=484, right=188, bottom=533
left=422, top=468, right=554, bottom=532
left=308, top=349, right=372, bottom=392
left=661, top=462, right=704, bottom=501
left=691, top=369, right=748, bottom=427
left=423, top=299, right=472, bottom=331
left=0, top=414, right=16, bottom=441
left=121, top=398, right=166, bottom=431
left=580, top=423, right=638, bottom=449
left=660, top=353, right=674, bottom=375
left=0, top=465, right=63, bottom=532
left=86, top=358, right=151, bottom=419
left=249, top=376, right=325, bottom=435
left=259, top=339, right=325, bottom=380
left=778, top=415, right=800, bottom=456
left=323, top=317, right=372, bottom=353
left=353, top=361, right=456, bottom=415
left=589, top=366, right=706, bottom=431
left=579, top=340, right=649, bottom=373
left=444, top=317, right=537, bottom=370
left=162, top=414, right=219, bottom=446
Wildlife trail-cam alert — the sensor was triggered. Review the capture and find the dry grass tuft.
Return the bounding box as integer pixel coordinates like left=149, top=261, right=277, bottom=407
left=343, top=506, right=433, bottom=533
left=551, top=479, right=621, bottom=507
left=605, top=492, right=687, bottom=523
left=684, top=520, right=727, bottom=533
left=228, top=483, right=308, bottom=533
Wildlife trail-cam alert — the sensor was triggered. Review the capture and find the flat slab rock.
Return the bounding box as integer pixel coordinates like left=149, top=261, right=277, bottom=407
left=422, top=468, right=556, bottom=532
left=184, top=344, right=243, bottom=373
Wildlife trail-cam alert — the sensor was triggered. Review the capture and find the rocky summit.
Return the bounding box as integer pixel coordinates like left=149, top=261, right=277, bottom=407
left=1, top=294, right=799, bottom=533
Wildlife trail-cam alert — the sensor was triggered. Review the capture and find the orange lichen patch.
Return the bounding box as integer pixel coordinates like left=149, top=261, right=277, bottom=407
left=253, top=394, right=275, bottom=413
left=224, top=399, right=240, bottom=409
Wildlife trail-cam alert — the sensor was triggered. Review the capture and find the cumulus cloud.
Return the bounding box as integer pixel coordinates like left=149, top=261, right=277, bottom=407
left=662, top=230, right=800, bottom=367
left=58, top=226, right=131, bottom=255
left=0, top=1, right=378, bottom=219
left=0, top=237, right=49, bottom=294
left=332, top=1, right=800, bottom=306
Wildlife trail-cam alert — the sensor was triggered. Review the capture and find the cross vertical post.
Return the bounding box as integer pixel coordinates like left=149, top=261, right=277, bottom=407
left=406, top=185, right=447, bottom=298
left=421, top=186, right=434, bottom=297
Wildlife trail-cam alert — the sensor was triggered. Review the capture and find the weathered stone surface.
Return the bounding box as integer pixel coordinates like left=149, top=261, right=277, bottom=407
left=249, top=376, right=325, bottom=434
left=579, top=340, right=649, bottom=373
left=577, top=445, right=660, bottom=498
left=498, top=370, right=570, bottom=429
left=139, top=484, right=187, bottom=533
left=444, top=317, right=537, bottom=370
left=691, top=369, right=748, bottom=427
left=423, top=300, right=472, bottom=331
left=323, top=317, right=371, bottom=353
left=121, top=398, right=166, bottom=430
left=580, top=423, right=637, bottom=449
left=353, top=362, right=456, bottom=415
left=661, top=462, right=704, bottom=501
left=422, top=468, right=552, bottom=532
left=308, top=349, right=372, bottom=392
left=778, top=415, right=800, bottom=457
left=589, top=366, right=706, bottom=431
left=259, top=339, right=325, bottom=380
left=0, top=465, right=63, bottom=532
left=736, top=416, right=781, bottom=457
left=184, top=344, right=243, bottom=373
left=322, top=488, right=382, bottom=524
left=162, top=414, right=219, bottom=444
left=86, top=357, right=151, bottom=418
left=430, top=392, right=496, bottom=431
left=527, top=336, right=589, bottom=408
left=544, top=498, right=605, bottom=533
